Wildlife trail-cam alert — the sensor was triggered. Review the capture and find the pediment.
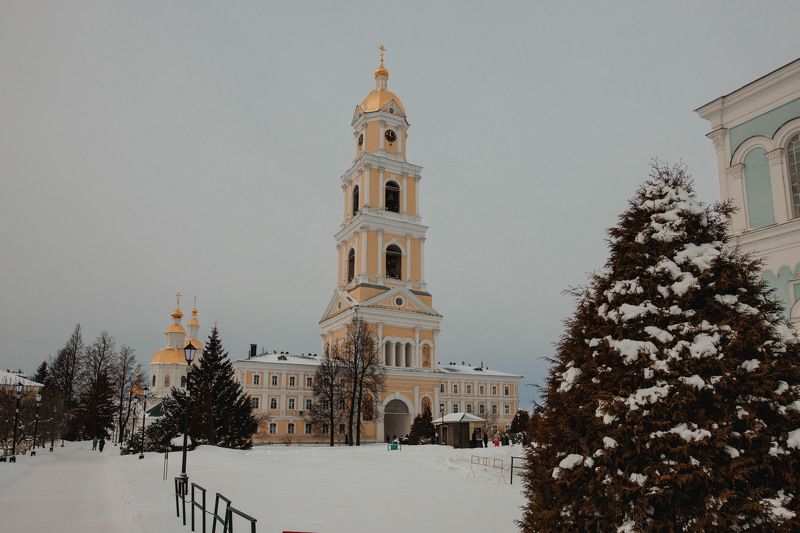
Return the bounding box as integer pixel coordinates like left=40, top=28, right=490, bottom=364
left=362, top=286, right=439, bottom=316
left=320, top=289, right=359, bottom=322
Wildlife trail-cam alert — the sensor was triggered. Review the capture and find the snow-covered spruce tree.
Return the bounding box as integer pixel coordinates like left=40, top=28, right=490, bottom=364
left=520, top=164, right=800, bottom=532
left=409, top=404, right=436, bottom=444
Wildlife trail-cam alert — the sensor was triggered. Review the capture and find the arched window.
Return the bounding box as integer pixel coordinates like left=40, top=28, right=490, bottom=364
left=352, top=185, right=359, bottom=216
left=385, top=180, right=400, bottom=212
left=347, top=249, right=355, bottom=282
left=152, top=374, right=156, bottom=387
left=787, top=134, right=800, bottom=218
left=181, top=376, right=186, bottom=388
left=386, top=244, right=402, bottom=279
left=743, top=147, right=775, bottom=229
left=164, top=374, right=171, bottom=388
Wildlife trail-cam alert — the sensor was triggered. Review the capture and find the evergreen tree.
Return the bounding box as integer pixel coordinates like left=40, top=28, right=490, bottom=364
left=32, top=360, right=49, bottom=384
left=509, top=409, right=530, bottom=434
left=521, top=164, right=800, bottom=532
left=165, top=326, right=258, bottom=449
left=409, top=405, right=436, bottom=444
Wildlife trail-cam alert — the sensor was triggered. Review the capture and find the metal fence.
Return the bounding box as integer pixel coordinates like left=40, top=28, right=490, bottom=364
left=174, top=476, right=257, bottom=533
left=510, top=455, right=528, bottom=485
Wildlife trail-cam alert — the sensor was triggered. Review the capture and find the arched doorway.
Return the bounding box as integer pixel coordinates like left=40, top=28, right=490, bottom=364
left=383, top=398, right=410, bottom=442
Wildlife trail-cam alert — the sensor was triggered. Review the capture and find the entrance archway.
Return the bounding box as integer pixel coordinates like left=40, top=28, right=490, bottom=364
left=383, top=399, right=410, bottom=442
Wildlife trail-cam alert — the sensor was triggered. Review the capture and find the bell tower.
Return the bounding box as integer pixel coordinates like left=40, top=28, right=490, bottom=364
left=320, top=47, right=442, bottom=371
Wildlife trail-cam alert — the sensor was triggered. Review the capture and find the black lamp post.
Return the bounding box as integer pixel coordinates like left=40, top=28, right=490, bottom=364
left=178, top=341, right=197, bottom=485
left=139, top=385, right=149, bottom=460
left=49, top=406, right=56, bottom=452
left=439, top=405, right=445, bottom=445
left=10, top=382, right=23, bottom=463
left=30, top=394, right=41, bottom=456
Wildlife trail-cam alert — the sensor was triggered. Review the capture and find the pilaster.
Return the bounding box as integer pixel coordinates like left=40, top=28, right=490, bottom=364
left=767, top=148, right=789, bottom=223
left=727, top=164, right=747, bottom=232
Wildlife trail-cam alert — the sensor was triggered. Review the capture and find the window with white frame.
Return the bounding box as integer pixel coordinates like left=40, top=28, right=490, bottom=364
left=453, top=403, right=459, bottom=413
left=306, top=376, right=313, bottom=388
left=305, top=399, right=312, bottom=411
left=504, top=385, right=509, bottom=396
left=504, top=404, right=510, bottom=415
left=269, top=423, right=277, bottom=434
left=439, top=383, right=445, bottom=393
left=453, top=384, right=458, bottom=394
left=788, top=134, right=800, bottom=218
left=271, top=375, right=278, bottom=386
left=289, top=376, right=296, bottom=387
left=287, top=423, right=295, bottom=435
left=288, top=398, right=296, bottom=410
left=492, top=404, right=498, bottom=415
left=466, top=384, right=472, bottom=394
left=466, top=404, right=472, bottom=413
left=479, top=404, right=485, bottom=414
left=439, top=403, right=445, bottom=414
left=492, top=385, right=497, bottom=395
left=304, top=423, right=312, bottom=435
left=270, top=398, right=278, bottom=410
left=250, top=396, right=259, bottom=409
left=480, top=384, right=484, bottom=395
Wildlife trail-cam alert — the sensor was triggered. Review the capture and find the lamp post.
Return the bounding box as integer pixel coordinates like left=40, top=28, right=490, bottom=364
left=30, top=394, right=41, bottom=456
left=439, top=405, right=444, bottom=445
left=10, top=382, right=23, bottom=463
left=139, top=386, right=149, bottom=460
left=49, top=406, right=56, bottom=452
left=178, top=341, right=197, bottom=486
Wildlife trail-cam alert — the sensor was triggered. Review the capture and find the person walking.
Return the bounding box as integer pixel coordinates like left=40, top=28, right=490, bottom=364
left=98, top=437, right=105, bottom=453
left=483, top=433, right=488, bottom=448
left=92, top=438, right=98, bottom=451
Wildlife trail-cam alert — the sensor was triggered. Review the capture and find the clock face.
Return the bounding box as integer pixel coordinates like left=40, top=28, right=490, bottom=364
left=384, top=129, right=397, bottom=144
left=358, top=134, right=364, bottom=147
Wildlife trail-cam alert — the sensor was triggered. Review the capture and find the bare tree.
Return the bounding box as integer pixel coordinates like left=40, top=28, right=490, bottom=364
left=113, top=345, right=140, bottom=444
left=307, top=345, right=346, bottom=446
left=77, top=332, right=117, bottom=438
left=49, top=324, right=83, bottom=406
left=341, top=318, right=384, bottom=446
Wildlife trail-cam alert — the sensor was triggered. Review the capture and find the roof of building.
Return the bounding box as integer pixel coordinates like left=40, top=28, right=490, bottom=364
left=360, top=89, right=405, bottom=114
left=695, top=56, right=800, bottom=112
left=150, top=347, right=188, bottom=365
left=433, top=412, right=486, bottom=425
left=238, top=352, right=323, bottom=366
left=438, top=363, right=522, bottom=378
left=0, top=370, right=43, bottom=389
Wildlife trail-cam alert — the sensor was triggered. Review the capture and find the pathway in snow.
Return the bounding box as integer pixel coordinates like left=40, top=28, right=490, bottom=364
left=0, top=442, right=157, bottom=532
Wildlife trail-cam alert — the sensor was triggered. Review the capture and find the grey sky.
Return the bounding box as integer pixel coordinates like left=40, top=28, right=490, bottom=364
left=1, top=1, right=798, bottom=407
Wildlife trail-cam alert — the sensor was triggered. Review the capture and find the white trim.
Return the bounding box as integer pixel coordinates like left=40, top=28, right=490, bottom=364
left=731, top=136, right=773, bottom=165
left=773, top=117, right=800, bottom=148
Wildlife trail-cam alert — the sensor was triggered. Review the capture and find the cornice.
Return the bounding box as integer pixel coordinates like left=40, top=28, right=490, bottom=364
left=335, top=210, right=428, bottom=243
left=341, top=153, right=422, bottom=186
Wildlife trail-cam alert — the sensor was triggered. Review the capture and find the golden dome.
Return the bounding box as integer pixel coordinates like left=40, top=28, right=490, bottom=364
left=187, top=317, right=199, bottom=327
left=171, top=309, right=183, bottom=319
left=165, top=323, right=186, bottom=334
left=360, top=89, right=405, bottom=114
left=374, top=65, right=389, bottom=78
left=149, top=347, right=187, bottom=365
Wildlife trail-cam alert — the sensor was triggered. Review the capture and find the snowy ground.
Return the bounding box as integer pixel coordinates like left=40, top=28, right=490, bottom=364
left=0, top=441, right=526, bottom=532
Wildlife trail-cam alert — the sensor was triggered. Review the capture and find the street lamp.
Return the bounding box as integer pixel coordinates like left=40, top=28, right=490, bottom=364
left=178, top=341, right=197, bottom=486
left=10, top=382, right=23, bottom=463
left=439, top=405, right=445, bottom=445
left=139, top=385, right=149, bottom=460
left=30, top=394, right=41, bottom=456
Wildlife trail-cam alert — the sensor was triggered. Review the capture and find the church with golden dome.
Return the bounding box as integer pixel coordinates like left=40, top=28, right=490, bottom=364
left=232, top=49, right=523, bottom=444
left=148, top=294, right=204, bottom=398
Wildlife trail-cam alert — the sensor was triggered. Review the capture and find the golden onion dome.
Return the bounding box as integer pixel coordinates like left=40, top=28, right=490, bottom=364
left=374, top=64, right=389, bottom=78
left=171, top=309, right=183, bottom=319
left=360, top=89, right=405, bottom=114
left=149, top=347, right=187, bottom=365
left=165, top=323, right=185, bottom=335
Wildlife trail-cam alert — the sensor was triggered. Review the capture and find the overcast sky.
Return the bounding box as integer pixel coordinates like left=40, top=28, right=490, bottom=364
left=1, top=1, right=798, bottom=407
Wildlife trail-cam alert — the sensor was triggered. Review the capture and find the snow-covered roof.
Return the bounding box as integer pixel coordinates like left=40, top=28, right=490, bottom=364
left=437, top=363, right=522, bottom=378
left=236, top=352, right=323, bottom=366
left=433, top=412, right=486, bottom=424
left=0, top=370, right=43, bottom=389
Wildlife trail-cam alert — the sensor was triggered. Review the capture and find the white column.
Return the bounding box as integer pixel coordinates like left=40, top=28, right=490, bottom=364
left=401, top=174, right=408, bottom=214
left=432, top=328, right=439, bottom=370
left=419, top=237, right=426, bottom=285
left=395, top=342, right=403, bottom=367
left=380, top=122, right=385, bottom=151
left=399, top=128, right=405, bottom=158
left=405, top=234, right=412, bottom=286
left=363, top=170, right=370, bottom=207
left=342, top=183, right=348, bottom=219
left=377, top=322, right=384, bottom=364
left=360, top=227, right=368, bottom=279
left=727, top=164, right=747, bottom=232
left=377, top=230, right=384, bottom=279
left=414, top=328, right=420, bottom=369
left=387, top=342, right=395, bottom=366
left=379, top=169, right=385, bottom=209
left=767, top=148, right=789, bottom=223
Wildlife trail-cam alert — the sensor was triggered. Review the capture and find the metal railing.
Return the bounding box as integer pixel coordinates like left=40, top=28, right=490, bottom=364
left=510, top=455, right=527, bottom=485
left=174, top=476, right=258, bottom=533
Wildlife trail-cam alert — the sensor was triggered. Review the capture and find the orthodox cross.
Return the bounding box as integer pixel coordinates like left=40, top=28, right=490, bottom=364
left=378, top=44, right=386, bottom=67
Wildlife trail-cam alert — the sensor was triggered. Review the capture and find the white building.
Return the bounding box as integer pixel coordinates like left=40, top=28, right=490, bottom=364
left=696, top=58, right=800, bottom=333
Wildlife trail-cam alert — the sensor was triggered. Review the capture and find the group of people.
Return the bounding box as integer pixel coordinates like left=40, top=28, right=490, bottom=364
left=471, top=429, right=530, bottom=448
left=91, top=437, right=106, bottom=452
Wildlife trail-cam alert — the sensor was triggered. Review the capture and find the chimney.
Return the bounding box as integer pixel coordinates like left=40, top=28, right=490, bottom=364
left=249, top=344, right=257, bottom=359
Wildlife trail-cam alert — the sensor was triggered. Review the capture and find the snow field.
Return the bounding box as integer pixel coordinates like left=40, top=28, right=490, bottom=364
left=0, top=441, right=526, bottom=533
